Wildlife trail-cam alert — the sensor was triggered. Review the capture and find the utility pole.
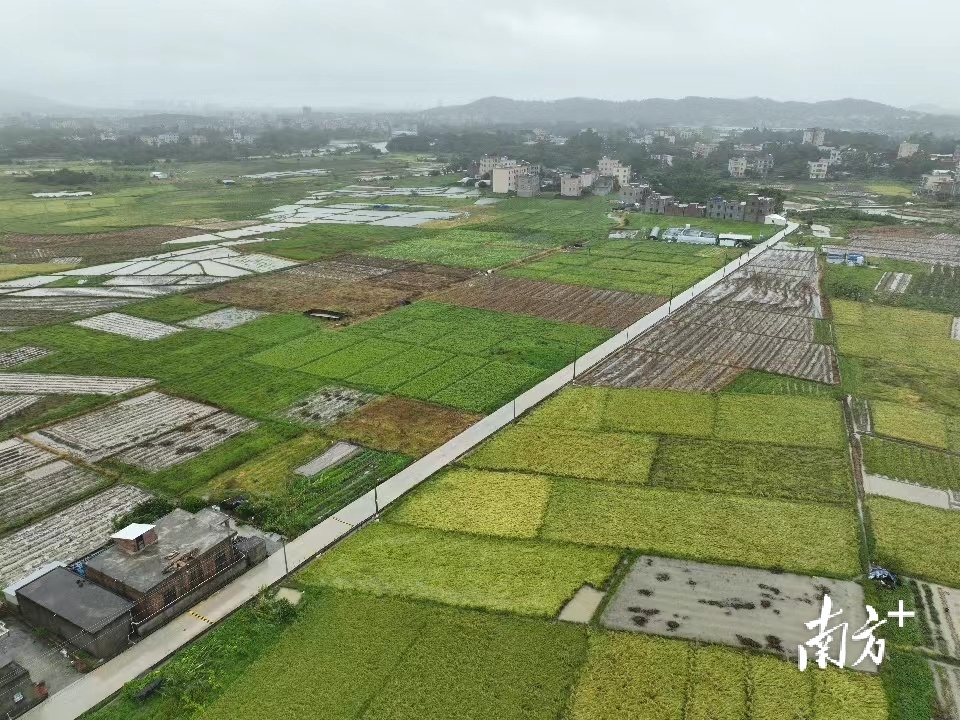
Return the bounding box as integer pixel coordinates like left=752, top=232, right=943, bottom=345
left=281, top=534, right=289, bottom=576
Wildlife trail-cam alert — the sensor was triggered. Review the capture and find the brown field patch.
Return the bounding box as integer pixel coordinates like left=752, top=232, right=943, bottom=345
left=329, top=396, right=481, bottom=457
left=432, top=275, right=665, bottom=329
left=195, top=256, right=473, bottom=318
left=841, top=228, right=960, bottom=266
left=0, top=226, right=200, bottom=265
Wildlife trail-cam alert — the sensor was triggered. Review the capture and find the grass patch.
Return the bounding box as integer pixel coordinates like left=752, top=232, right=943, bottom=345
left=300, top=522, right=618, bottom=616
left=650, top=437, right=854, bottom=504
left=880, top=650, right=936, bottom=720
left=365, top=229, right=554, bottom=269
left=122, top=295, right=226, bottom=323
left=862, top=436, right=960, bottom=491
left=542, top=479, right=862, bottom=577
left=462, top=426, right=658, bottom=484
left=869, top=496, right=960, bottom=587
left=714, top=394, right=846, bottom=449
left=0, top=261, right=76, bottom=280
left=389, top=469, right=550, bottom=539
left=724, top=370, right=840, bottom=397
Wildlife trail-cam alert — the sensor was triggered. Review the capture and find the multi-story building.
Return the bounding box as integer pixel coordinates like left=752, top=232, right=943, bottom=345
left=650, top=154, right=674, bottom=168
left=919, top=171, right=958, bottom=198
left=802, top=128, right=827, bottom=146
left=808, top=159, right=830, bottom=179
left=579, top=169, right=598, bottom=188
left=643, top=192, right=676, bottom=214
left=597, top=156, right=631, bottom=187
left=692, top=142, right=718, bottom=158
left=560, top=174, right=583, bottom=197
left=729, top=154, right=776, bottom=178
left=663, top=203, right=707, bottom=218
left=516, top=173, right=540, bottom=198
left=491, top=164, right=529, bottom=194
left=619, top=183, right=651, bottom=204
left=744, top=193, right=776, bottom=223
left=897, top=142, right=920, bottom=159
left=478, top=155, right=516, bottom=177
left=706, top=197, right=746, bottom=222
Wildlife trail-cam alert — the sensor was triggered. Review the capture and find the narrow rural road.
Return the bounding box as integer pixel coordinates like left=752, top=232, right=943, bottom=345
left=25, top=223, right=799, bottom=720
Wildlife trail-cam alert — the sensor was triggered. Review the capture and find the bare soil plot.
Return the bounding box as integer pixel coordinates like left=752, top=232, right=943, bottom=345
left=331, top=396, right=482, bottom=457
left=194, top=269, right=412, bottom=316
left=72, top=312, right=183, bottom=340
left=602, top=555, right=877, bottom=672
left=179, top=307, right=269, bottom=330
left=0, top=373, right=154, bottom=395
left=0, top=460, right=105, bottom=529
left=196, top=255, right=473, bottom=318
left=581, top=249, right=837, bottom=390
left=116, top=411, right=259, bottom=471
left=433, top=275, right=665, bottom=329
left=0, top=395, right=42, bottom=420
left=875, top=271, right=913, bottom=294
left=0, top=226, right=195, bottom=265
left=28, top=391, right=219, bottom=461
left=841, top=227, right=960, bottom=265
left=0, top=297, right=134, bottom=329
left=0, top=346, right=50, bottom=369
left=282, top=387, right=377, bottom=427
left=0, top=483, right=152, bottom=586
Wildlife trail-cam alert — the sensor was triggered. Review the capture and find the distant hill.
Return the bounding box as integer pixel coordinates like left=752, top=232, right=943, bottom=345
left=0, top=90, right=87, bottom=115
left=418, top=96, right=960, bottom=134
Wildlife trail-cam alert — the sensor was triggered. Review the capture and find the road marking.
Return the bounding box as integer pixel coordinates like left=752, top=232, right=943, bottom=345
left=189, top=611, right=213, bottom=625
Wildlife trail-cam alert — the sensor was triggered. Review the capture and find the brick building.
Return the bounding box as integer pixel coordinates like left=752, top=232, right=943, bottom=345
left=84, top=510, right=241, bottom=626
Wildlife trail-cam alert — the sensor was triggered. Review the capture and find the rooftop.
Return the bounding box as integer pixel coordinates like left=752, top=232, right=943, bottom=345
left=111, top=523, right=155, bottom=541
left=85, top=509, right=234, bottom=594
left=16, top=568, right=132, bottom=633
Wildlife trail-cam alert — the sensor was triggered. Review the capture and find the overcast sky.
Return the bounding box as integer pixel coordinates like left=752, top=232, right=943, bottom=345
left=5, top=0, right=959, bottom=111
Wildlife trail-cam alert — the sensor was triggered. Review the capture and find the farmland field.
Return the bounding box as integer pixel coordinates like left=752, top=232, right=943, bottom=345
left=249, top=301, right=611, bottom=413
left=862, top=436, right=960, bottom=490
left=300, top=522, right=619, bottom=616
left=567, top=632, right=886, bottom=720
left=580, top=249, right=838, bottom=390
left=869, top=496, right=960, bottom=587
left=432, top=274, right=665, bottom=329
left=364, top=229, right=557, bottom=269
left=541, top=479, right=861, bottom=577
left=871, top=400, right=959, bottom=450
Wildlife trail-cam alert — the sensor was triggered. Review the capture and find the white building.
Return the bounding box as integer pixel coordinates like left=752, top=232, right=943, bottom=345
left=579, top=169, right=598, bottom=188
left=478, top=156, right=516, bottom=178
left=919, top=170, right=957, bottom=197
left=898, top=142, right=920, bottom=159
left=561, top=174, right=583, bottom=197
left=728, top=157, right=749, bottom=178
left=491, top=164, right=530, bottom=194
left=808, top=159, right=830, bottom=179
left=802, top=128, right=826, bottom=146
left=764, top=214, right=789, bottom=226
left=597, top=156, right=631, bottom=186
left=829, top=148, right=845, bottom=165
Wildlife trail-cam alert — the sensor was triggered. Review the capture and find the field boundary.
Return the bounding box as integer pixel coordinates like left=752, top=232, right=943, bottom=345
left=24, top=223, right=797, bottom=720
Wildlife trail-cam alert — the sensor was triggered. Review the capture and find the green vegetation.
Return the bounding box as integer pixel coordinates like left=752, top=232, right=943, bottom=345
left=505, top=237, right=741, bottom=295
left=259, top=223, right=422, bottom=261
left=881, top=651, right=937, bottom=720
left=723, top=369, right=840, bottom=397
left=300, top=522, right=618, bottom=616
left=200, top=590, right=588, bottom=720
left=872, top=400, right=958, bottom=450
left=87, top=593, right=300, bottom=720
left=462, top=426, right=658, bottom=484
left=542, top=479, right=862, bottom=577
left=651, top=437, right=854, bottom=503
left=122, top=295, right=226, bottom=323
left=869, top=496, right=960, bottom=587
left=862, top=436, right=960, bottom=490
left=714, top=394, right=846, bottom=448
left=567, top=632, right=885, bottom=720
left=602, top=387, right=715, bottom=436
left=250, top=301, right=610, bottom=413
left=365, top=229, right=556, bottom=269
left=0, top=261, right=77, bottom=280
left=389, top=469, right=550, bottom=539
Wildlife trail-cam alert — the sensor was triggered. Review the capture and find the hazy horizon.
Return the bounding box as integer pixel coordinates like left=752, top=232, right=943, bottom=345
left=5, top=0, right=959, bottom=112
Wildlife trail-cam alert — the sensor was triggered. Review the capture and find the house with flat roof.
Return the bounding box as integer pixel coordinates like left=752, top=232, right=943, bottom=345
left=0, top=654, right=40, bottom=718
left=15, top=567, right=134, bottom=659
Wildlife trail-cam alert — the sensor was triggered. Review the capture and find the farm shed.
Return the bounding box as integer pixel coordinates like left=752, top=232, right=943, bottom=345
left=649, top=226, right=660, bottom=240
left=15, top=566, right=133, bottom=659
left=718, top=233, right=753, bottom=247
left=83, top=509, right=254, bottom=634
left=0, top=655, right=39, bottom=718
